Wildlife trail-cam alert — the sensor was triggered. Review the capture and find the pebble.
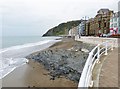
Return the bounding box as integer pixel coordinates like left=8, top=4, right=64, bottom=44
left=26, top=42, right=95, bottom=83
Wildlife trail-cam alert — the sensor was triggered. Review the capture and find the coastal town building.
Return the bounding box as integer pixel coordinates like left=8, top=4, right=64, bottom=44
left=85, top=18, right=97, bottom=36
left=109, top=12, right=119, bottom=35
left=67, top=8, right=116, bottom=37
left=118, top=1, right=120, bottom=34
left=78, top=20, right=86, bottom=36
left=68, top=26, right=79, bottom=36
left=117, top=13, right=120, bottom=34
left=95, top=9, right=113, bottom=36
left=85, top=17, right=99, bottom=36
left=85, top=20, right=90, bottom=36
left=85, top=9, right=114, bottom=36
left=88, top=18, right=95, bottom=36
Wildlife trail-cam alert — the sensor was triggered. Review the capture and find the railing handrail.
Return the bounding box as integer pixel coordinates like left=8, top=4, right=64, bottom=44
left=78, top=40, right=114, bottom=88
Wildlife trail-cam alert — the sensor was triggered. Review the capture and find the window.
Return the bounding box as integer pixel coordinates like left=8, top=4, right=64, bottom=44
left=104, top=23, right=106, bottom=27
left=119, top=19, right=120, bottom=27
left=110, top=18, right=113, bottom=22
left=110, top=24, right=113, bottom=28
left=98, top=23, right=101, bottom=28
left=114, top=18, right=117, bottom=22
left=114, top=23, right=117, bottom=28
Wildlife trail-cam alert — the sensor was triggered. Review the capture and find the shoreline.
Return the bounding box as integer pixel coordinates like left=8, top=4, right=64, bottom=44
left=0, top=38, right=60, bottom=80
left=2, top=37, right=95, bottom=87
left=2, top=59, right=77, bottom=87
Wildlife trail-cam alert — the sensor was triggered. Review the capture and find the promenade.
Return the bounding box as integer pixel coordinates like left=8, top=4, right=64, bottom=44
left=75, top=36, right=118, bottom=47
left=75, top=36, right=119, bottom=87
left=99, top=47, right=119, bottom=87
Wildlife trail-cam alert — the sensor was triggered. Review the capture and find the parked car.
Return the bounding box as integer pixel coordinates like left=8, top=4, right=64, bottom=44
left=100, top=34, right=112, bottom=37
left=99, top=34, right=105, bottom=37
left=106, top=33, right=112, bottom=37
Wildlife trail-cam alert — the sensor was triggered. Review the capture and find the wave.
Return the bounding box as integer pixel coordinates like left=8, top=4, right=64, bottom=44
left=0, top=39, right=60, bottom=79
left=0, top=58, right=28, bottom=79
left=0, top=40, right=51, bottom=53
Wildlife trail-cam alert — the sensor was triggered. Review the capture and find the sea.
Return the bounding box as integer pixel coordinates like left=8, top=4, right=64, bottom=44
left=0, top=36, right=61, bottom=79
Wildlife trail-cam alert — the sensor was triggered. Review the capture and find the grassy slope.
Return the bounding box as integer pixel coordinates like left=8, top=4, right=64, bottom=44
left=43, top=20, right=81, bottom=36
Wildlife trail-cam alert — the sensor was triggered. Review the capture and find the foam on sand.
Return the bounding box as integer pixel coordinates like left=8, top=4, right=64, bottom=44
left=0, top=58, right=28, bottom=79
left=0, top=39, right=60, bottom=79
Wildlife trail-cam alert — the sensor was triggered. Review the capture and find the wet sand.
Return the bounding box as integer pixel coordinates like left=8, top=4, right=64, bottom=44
left=2, top=38, right=78, bottom=88
left=2, top=60, right=77, bottom=87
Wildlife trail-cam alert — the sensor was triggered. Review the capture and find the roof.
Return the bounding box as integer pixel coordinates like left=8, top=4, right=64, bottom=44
left=89, top=18, right=94, bottom=21
left=97, top=9, right=109, bottom=14
left=113, top=12, right=118, bottom=17
left=115, top=12, right=118, bottom=17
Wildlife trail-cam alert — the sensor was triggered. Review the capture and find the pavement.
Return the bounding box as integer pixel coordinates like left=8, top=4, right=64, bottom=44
left=99, top=48, right=119, bottom=87
left=92, top=47, right=119, bottom=87
left=75, top=36, right=119, bottom=87
left=75, top=36, right=118, bottom=47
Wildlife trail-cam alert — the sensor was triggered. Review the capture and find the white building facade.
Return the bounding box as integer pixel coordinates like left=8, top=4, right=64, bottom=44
left=109, top=12, right=119, bottom=35
left=78, top=21, right=86, bottom=36
left=68, top=26, right=79, bottom=36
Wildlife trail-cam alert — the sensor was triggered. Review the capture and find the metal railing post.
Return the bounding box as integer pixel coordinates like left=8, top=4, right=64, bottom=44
left=77, top=40, right=114, bottom=88
left=97, top=45, right=100, bottom=59
left=105, top=42, right=108, bottom=55
left=111, top=40, right=114, bottom=50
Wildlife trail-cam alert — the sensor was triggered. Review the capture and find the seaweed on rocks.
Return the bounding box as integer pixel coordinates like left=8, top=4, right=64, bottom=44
left=26, top=42, right=95, bottom=83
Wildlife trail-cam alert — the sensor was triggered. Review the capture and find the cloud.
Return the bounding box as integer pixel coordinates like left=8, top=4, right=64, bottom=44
left=1, top=0, right=119, bottom=36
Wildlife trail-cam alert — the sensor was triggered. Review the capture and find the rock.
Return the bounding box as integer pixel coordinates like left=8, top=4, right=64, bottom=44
left=50, top=77, right=55, bottom=80
left=26, top=42, right=95, bottom=83
left=81, top=48, right=89, bottom=53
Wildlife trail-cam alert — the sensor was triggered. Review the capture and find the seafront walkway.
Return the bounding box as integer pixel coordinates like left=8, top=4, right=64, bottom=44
left=99, top=47, right=119, bottom=87
left=92, top=47, right=119, bottom=87
left=75, top=36, right=118, bottom=47
left=75, top=36, right=119, bottom=87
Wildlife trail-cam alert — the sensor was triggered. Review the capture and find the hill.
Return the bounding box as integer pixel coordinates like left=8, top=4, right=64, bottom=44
left=42, top=20, right=81, bottom=36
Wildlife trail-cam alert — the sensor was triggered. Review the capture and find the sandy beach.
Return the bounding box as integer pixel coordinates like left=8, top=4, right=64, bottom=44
left=1, top=37, right=95, bottom=88
left=2, top=59, right=77, bottom=87
left=2, top=38, right=78, bottom=88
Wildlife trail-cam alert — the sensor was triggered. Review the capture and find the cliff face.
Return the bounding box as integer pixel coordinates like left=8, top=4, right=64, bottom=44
left=42, top=20, right=81, bottom=36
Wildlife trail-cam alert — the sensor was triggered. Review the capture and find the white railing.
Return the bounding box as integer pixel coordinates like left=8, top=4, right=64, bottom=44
left=78, top=40, right=114, bottom=88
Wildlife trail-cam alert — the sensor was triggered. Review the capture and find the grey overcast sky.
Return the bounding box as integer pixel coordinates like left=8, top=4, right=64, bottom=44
left=0, top=0, right=119, bottom=36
